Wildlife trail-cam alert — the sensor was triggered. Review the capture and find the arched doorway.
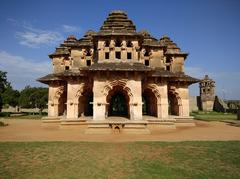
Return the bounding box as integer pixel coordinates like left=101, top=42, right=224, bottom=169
left=168, top=92, right=180, bottom=116
left=58, top=90, right=67, bottom=116
left=84, top=92, right=93, bottom=116
left=78, top=91, right=93, bottom=117
left=109, top=92, right=128, bottom=116
left=107, top=86, right=129, bottom=118
left=142, top=88, right=157, bottom=117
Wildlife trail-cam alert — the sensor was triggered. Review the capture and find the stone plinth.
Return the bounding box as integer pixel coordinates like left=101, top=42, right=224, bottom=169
left=85, top=118, right=150, bottom=134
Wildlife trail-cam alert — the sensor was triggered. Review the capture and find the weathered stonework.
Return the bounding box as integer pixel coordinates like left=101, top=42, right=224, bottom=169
left=199, top=75, right=215, bottom=111
left=38, top=10, right=198, bottom=133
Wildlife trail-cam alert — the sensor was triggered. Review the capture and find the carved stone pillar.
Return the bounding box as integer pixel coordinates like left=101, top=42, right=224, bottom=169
left=132, top=41, right=139, bottom=61
left=121, top=40, right=127, bottom=60
left=93, top=79, right=106, bottom=120
left=48, top=86, right=57, bottom=117
left=128, top=79, right=142, bottom=120
left=109, top=40, right=115, bottom=60
left=93, top=102, right=106, bottom=120
left=178, top=87, right=190, bottom=117
left=157, top=99, right=169, bottom=119
left=98, top=41, right=104, bottom=61
left=129, top=102, right=142, bottom=120
left=48, top=100, right=59, bottom=117
left=181, top=99, right=189, bottom=116
left=48, top=85, right=65, bottom=118
left=66, top=81, right=84, bottom=119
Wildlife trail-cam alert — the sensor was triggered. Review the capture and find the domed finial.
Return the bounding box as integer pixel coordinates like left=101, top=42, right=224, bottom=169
left=110, top=10, right=127, bottom=15
left=85, top=30, right=96, bottom=36
left=139, top=30, right=150, bottom=37
left=67, top=35, right=77, bottom=41
left=162, top=34, right=170, bottom=39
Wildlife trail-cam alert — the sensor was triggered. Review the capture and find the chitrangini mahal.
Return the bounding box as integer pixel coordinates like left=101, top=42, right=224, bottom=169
left=38, top=10, right=198, bottom=134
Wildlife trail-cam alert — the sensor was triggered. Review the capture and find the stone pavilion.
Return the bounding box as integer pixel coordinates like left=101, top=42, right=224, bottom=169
left=38, top=10, right=198, bottom=133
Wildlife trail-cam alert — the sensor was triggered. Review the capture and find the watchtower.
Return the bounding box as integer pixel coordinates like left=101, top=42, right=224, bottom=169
left=199, top=75, right=215, bottom=111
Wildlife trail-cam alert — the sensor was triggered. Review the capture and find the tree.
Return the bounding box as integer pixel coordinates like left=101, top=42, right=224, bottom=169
left=18, top=86, right=36, bottom=108
left=29, top=88, right=48, bottom=114
left=18, top=86, right=48, bottom=114
left=1, top=86, right=20, bottom=107
left=0, top=71, right=10, bottom=111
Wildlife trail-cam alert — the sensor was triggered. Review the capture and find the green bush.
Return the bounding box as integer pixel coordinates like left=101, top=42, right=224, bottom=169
left=0, top=112, right=11, bottom=117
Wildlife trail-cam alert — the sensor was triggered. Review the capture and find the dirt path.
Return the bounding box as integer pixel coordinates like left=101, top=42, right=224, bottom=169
left=0, top=119, right=239, bottom=142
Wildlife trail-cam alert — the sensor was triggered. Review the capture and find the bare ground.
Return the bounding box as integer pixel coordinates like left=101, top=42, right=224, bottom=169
left=0, top=119, right=239, bottom=142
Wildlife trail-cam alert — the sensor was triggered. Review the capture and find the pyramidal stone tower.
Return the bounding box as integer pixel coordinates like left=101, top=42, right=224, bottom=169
left=38, top=10, right=199, bottom=133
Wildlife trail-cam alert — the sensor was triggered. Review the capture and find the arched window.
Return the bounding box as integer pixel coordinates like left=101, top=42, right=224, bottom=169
left=115, top=39, right=122, bottom=47
left=127, top=41, right=132, bottom=47
left=105, top=40, right=110, bottom=47
left=144, top=49, right=150, bottom=57
left=86, top=49, right=91, bottom=56
left=166, top=56, right=171, bottom=63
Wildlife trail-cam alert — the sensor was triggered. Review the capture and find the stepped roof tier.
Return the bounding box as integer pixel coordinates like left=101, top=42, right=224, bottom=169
left=98, top=10, right=137, bottom=35
left=44, top=10, right=198, bottom=84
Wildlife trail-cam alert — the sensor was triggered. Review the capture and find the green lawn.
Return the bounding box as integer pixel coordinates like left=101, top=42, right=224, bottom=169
left=0, top=141, right=239, bottom=178
left=191, top=111, right=237, bottom=121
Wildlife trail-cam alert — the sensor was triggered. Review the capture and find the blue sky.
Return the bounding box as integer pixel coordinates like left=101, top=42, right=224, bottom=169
left=0, top=0, right=239, bottom=99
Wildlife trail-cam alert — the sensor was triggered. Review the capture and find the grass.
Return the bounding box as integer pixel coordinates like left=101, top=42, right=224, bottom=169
left=191, top=111, right=237, bottom=121
left=1, top=114, right=46, bottom=120
left=6, top=114, right=44, bottom=120
left=0, top=141, right=239, bottom=178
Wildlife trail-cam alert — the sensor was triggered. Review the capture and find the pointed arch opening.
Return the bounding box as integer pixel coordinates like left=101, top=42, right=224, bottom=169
left=142, top=88, right=158, bottom=117
left=168, top=90, right=181, bottom=116
left=53, top=85, right=67, bottom=117
left=78, top=87, right=93, bottom=117
left=106, top=86, right=130, bottom=118
left=58, top=92, right=67, bottom=116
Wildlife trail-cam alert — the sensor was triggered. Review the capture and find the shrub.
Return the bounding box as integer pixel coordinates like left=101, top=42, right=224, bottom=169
left=0, top=112, right=11, bottom=117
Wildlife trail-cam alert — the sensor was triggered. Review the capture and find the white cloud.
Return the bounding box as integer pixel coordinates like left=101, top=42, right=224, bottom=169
left=62, top=25, right=80, bottom=32
left=0, top=51, right=51, bottom=90
left=8, top=19, right=81, bottom=48
left=16, top=25, right=63, bottom=48
left=7, top=18, right=18, bottom=24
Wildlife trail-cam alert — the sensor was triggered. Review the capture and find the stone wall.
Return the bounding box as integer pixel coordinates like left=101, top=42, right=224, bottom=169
left=213, top=96, right=229, bottom=112
left=189, top=95, right=230, bottom=113
left=189, top=96, right=198, bottom=112
left=2, top=107, right=47, bottom=113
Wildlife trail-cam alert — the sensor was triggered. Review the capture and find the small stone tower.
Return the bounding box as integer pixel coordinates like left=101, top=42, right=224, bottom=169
left=199, top=75, right=215, bottom=111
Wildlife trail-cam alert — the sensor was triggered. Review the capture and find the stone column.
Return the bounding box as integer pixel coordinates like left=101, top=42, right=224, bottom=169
left=48, top=86, right=57, bottom=117
left=157, top=100, right=169, bottom=119
left=98, top=41, right=104, bottom=61
left=121, top=40, right=127, bottom=60
left=93, top=79, right=106, bottom=120
left=48, top=85, right=65, bottom=117
left=109, top=40, right=115, bottom=60
left=181, top=99, right=189, bottom=116
left=66, top=81, right=83, bottom=119
left=178, top=87, right=190, bottom=117
left=157, top=83, right=169, bottom=119
left=128, top=79, right=142, bottom=120
left=132, top=41, right=139, bottom=61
